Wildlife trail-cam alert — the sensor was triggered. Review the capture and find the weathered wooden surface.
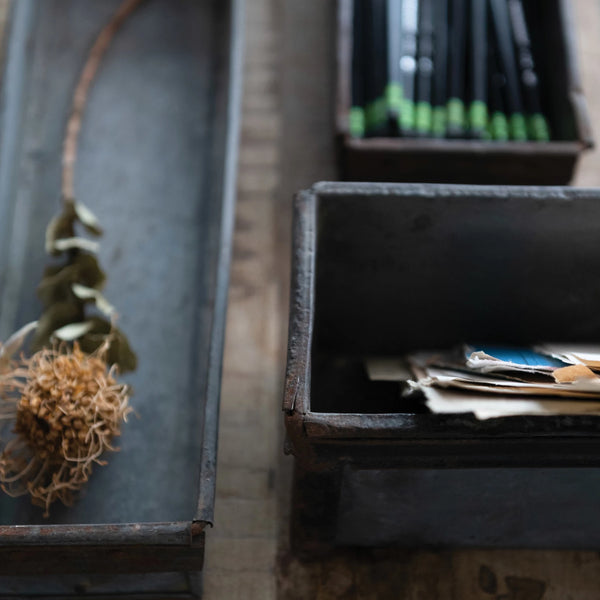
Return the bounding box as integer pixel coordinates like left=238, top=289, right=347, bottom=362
left=205, top=0, right=600, bottom=598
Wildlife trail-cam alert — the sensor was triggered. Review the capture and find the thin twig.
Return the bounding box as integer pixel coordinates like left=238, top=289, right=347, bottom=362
left=61, top=0, right=146, bottom=204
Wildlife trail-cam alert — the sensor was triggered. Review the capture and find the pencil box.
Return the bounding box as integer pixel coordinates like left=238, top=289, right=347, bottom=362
left=336, top=0, right=593, bottom=185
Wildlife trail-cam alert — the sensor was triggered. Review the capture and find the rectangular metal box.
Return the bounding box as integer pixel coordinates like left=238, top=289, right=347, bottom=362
left=0, top=0, right=242, bottom=596
left=284, top=182, right=600, bottom=556
left=336, top=0, right=594, bottom=184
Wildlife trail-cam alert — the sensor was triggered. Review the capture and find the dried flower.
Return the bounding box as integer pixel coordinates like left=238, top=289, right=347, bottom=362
left=0, top=342, right=131, bottom=516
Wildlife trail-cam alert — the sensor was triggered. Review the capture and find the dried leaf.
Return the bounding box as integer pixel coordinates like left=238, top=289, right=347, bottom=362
left=0, top=321, right=38, bottom=372
left=71, top=283, right=114, bottom=317
left=74, top=201, right=103, bottom=236
left=78, top=317, right=137, bottom=373
left=52, top=321, right=94, bottom=341
left=37, top=255, right=107, bottom=308
left=37, top=265, right=78, bottom=307
left=53, top=237, right=100, bottom=254
left=32, top=303, right=84, bottom=351
left=70, top=253, right=106, bottom=289
left=45, top=206, right=76, bottom=255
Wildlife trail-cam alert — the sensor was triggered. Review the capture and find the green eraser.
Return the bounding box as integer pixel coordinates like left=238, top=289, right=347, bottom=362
left=349, top=106, right=365, bottom=138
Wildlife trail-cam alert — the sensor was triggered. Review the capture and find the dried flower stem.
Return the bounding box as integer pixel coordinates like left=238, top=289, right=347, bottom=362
left=62, top=0, right=146, bottom=204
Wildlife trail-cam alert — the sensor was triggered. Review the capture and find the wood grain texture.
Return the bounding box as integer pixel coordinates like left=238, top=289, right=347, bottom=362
left=206, top=0, right=600, bottom=597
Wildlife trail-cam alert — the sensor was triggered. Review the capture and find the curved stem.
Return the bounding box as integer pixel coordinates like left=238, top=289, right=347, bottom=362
left=61, top=0, right=146, bottom=204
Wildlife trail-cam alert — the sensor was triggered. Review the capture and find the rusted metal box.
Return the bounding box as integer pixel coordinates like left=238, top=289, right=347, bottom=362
left=336, top=0, right=593, bottom=184
left=0, top=0, right=242, bottom=596
left=284, top=182, right=600, bottom=556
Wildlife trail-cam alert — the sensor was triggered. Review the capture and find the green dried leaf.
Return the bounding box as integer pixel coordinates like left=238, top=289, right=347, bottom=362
left=71, top=253, right=106, bottom=289
left=37, top=255, right=106, bottom=308
left=71, top=284, right=114, bottom=317
left=45, top=205, right=76, bottom=255
left=52, top=321, right=94, bottom=341
left=53, top=237, right=99, bottom=254
left=37, top=265, right=78, bottom=307
left=74, top=201, right=103, bottom=236
left=32, top=302, right=84, bottom=351
left=78, top=317, right=137, bottom=373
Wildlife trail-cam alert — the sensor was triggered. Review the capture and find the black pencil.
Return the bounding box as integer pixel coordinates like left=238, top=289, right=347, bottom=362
left=489, top=0, right=527, bottom=141
left=399, top=0, right=419, bottom=134
left=432, top=0, right=448, bottom=138
left=447, top=0, right=467, bottom=138
left=507, top=0, right=550, bottom=141
left=415, top=0, right=434, bottom=136
left=364, top=0, right=388, bottom=136
left=488, top=27, right=509, bottom=141
left=350, top=0, right=366, bottom=138
left=386, top=0, right=403, bottom=132
left=469, top=0, right=488, bottom=138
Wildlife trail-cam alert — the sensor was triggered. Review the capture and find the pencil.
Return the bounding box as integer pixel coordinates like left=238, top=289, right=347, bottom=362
left=507, top=0, right=550, bottom=141
left=488, top=40, right=509, bottom=141
left=469, top=0, right=488, bottom=139
left=447, top=0, right=467, bottom=138
left=432, top=0, right=448, bottom=138
left=415, top=0, right=434, bottom=136
left=399, top=0, right=419, bottom=134
left=350, top=0, right=366, bottom=138
left=490, top=0, right=527, bottom=141
left=364, top=0, right=389, bottom=136
left=386, top=0, right=403, bottom=133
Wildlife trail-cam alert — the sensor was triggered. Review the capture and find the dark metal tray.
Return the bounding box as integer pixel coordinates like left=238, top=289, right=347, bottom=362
left=284, top=182, right=600, bottom=555
left=0, top=0, right=241, bottom=595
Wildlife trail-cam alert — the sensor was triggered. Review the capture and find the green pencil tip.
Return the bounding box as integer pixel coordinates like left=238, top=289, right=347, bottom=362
left=415, top=102, right=433, bottom=135
left=349, top=107, right=365, bottom=138
left=432, top=106, right=446, bottom=138
left=385, top=83, right=403, bottom=118
left=490, top=111, right=509, bottom=141
left=400, top=98, right=416, bottom=132
left=528, top=113, right=550, bottom=142
left=469, top=100, right=488, bottom=137
left=510, top=113, right=528, bottom=141
left=365, top=97, right=387, bottom=134
left=447, top=98, right=465, bottom=130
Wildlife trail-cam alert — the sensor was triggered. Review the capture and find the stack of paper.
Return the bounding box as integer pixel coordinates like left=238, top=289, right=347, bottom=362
left=367, top=344, right=600, bottom=420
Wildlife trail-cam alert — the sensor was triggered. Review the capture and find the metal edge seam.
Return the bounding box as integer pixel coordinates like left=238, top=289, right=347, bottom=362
left=0, top=521, right=199, bottom=547
left=193, top=0, right=245, bottom=528
left=283, top=189, right=317, bottom=417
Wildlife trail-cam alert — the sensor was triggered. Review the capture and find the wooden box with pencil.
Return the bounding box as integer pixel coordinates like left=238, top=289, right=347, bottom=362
left=337, top=0, right=594, bottom=184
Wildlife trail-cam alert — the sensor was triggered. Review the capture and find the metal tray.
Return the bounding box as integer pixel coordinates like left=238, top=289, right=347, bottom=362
left=0, top=0, right=242, bottom=595
left=284, top=182, right=600, bottom=555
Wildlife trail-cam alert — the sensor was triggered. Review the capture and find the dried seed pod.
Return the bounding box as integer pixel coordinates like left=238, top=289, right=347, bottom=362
left=0, top=343, right=131, bottom=516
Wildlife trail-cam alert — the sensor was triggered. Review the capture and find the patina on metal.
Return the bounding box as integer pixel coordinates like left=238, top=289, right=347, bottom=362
left=285, top=182, right=600, bottom=558
left=0, top=0, right=242, bottom=595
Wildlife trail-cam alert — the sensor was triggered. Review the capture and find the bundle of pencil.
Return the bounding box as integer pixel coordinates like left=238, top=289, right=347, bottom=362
left=349, top=0, right=551, bottom=141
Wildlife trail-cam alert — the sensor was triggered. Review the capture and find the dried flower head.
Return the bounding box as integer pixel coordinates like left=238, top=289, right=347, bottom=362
left=0, top=342, right=131, bottom=516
